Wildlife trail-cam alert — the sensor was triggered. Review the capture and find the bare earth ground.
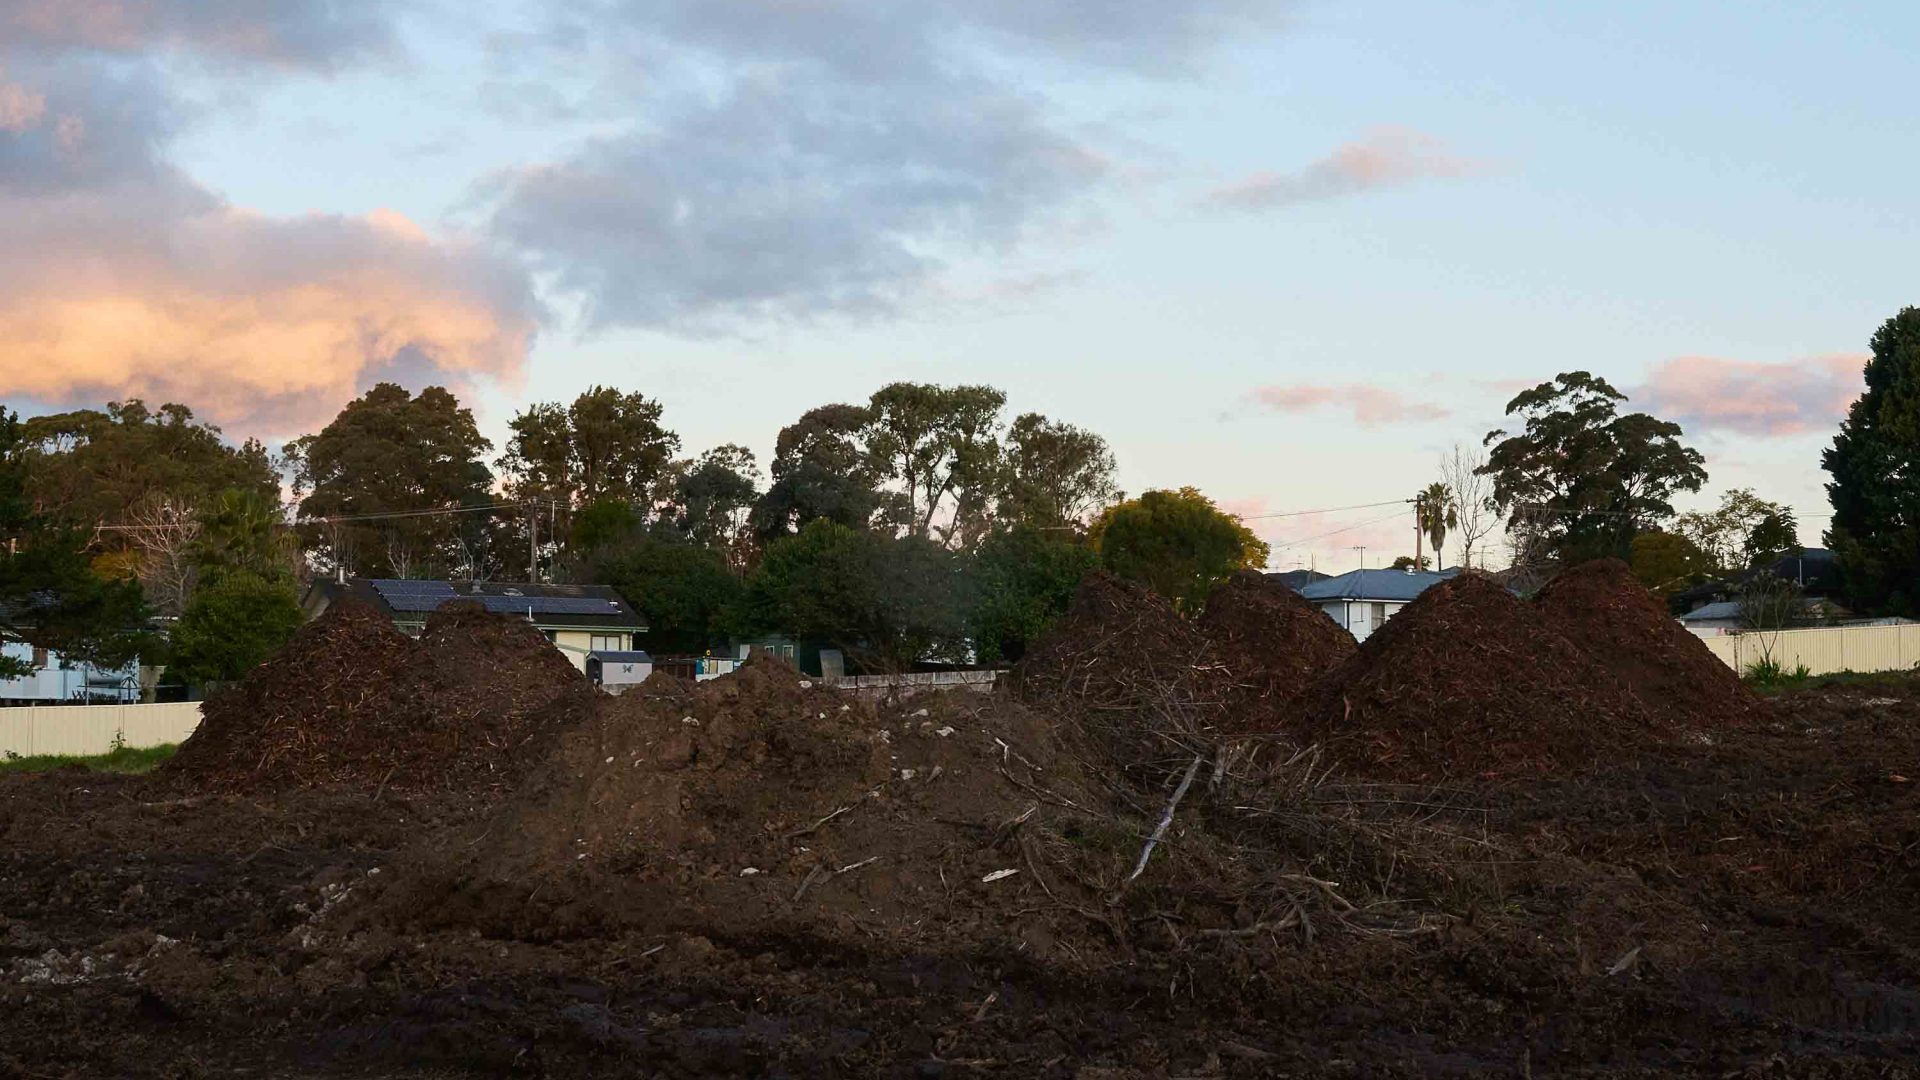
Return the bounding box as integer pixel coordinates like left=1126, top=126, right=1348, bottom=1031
left=2, top=673, right=1918, bottom=1079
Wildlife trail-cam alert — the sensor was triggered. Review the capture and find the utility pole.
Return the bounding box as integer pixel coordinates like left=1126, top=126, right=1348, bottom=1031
left=528, top=500, right=538, bottom=583
left=1352, top=545, right=1367, bottom=571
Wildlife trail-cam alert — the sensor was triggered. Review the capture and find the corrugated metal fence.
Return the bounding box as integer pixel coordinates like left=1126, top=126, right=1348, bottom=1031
left=0, top=702, right=201, bottom=758
left=1698, top=624, right=1920, bottom=676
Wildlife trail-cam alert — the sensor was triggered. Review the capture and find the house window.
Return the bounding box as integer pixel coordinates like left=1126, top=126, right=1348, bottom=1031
left=32, top=646, right=48, bottom=670
left=1371, top=602, right=1388, bottom=627
left=781, top=644, right=795, bottom=660
left=591, top=633, right=624, bottom=653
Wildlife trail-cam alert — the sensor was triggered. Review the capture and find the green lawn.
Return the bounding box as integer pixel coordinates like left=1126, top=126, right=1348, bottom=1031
left=0, top=743, right=178, bottom=775
left=1743, top=667, right=1920, bottom=695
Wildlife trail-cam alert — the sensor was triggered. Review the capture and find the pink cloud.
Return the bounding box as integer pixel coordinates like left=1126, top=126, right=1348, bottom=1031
left=1248, top=383, right=1451, bottom=426
left=1635, top=354, right=1865, bottom=437
left=0, top=203, right=538, bottom=439
left=0, top=72, right=46, bottom=132
left=1203, top=126, right=1486, bottom=212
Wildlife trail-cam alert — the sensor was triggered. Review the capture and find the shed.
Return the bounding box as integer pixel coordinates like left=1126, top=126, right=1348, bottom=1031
left=586, top=650, right=654, bottom=693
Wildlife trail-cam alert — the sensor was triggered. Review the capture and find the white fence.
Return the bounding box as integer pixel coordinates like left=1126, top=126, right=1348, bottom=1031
left=1699, top=624, right=1920, bottom=677
left=831, top=670, right=1004, bottom=699
left=0, top=702, right=201, bottom=758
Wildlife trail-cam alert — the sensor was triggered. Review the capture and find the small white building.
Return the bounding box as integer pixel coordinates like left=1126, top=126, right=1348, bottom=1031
left=1295, top=568, right=1460, bottom=642
left=585, top=650, right=654, bottom=693
left=0, top=642, right=139, bottom=704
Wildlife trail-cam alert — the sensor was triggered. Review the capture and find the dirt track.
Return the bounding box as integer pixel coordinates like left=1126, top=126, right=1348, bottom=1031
left=4, top=672, right=1918, bottom=1078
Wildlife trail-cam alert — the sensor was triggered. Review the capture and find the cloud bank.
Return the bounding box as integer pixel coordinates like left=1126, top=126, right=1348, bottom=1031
left=0, top=12, right=536, bottom=438
left=1249, top=383, right=1451, bottom=426
left=483, top=0, right=1291, bottom=333
left=0, top=0, right=399, bottom=68
left=1204, top=127, right=1482, bottom=212
left=0, top=0, right=1301, bottom=431
left=1636, top=354, right=1865, bottom=437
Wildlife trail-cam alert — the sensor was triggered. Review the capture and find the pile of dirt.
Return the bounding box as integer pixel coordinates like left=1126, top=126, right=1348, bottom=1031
left=12, top=672, right=1920, bottom=1074
left=1535, top=558, right=1757, bottom=727
left=1298, top=573, right=1667, bottom=779
left=382, top=655, right=1146, bottom=959
left=1010, top=571, right=1233, bottom=776
left=1196, top=569, right=1357, bottom=728
left=165, top=601, right=593, bottom=793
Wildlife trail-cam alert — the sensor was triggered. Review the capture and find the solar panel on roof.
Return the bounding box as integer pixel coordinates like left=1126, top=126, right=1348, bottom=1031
left=384, top=597, right=449, bottom=613
left=472, top=596, right=621, bottom=616
left=371, top=579, right=455, bottom=598
left=531, top=598, right=622, bottom=615
left=368, top=584, right=625, bottom=619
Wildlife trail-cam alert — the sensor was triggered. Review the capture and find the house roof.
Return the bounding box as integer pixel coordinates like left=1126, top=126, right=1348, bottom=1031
left=1677, top=601, right=1743, bottom=622
left=1678, top=595, right=1843, bottom=624
left=1672, top=548, right=1840, bottom=607
left=1264, top=569, right=1330, bottom=591
left=1297, top=567, right=1461, bottom=603
left=588, top=650, right=654, bottom=664
left=306, top=578, right=648, bottom=631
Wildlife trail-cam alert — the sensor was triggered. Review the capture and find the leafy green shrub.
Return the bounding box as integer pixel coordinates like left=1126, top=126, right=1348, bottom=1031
left=1744, top=656, right=1813, bottom=688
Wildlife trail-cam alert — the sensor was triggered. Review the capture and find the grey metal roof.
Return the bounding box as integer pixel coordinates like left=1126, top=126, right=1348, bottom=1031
left=309, top=578, right=648, bottom=630
left=1265, top=569, right=1330, bottom=591
left=588, top=650, right=654, bottom=664
left=1678, top=601, right=1742, bottom=622
left=1297, top=567, right=1460, bottom=603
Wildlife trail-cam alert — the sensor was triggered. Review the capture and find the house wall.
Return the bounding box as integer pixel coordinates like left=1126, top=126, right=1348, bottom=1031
left=547, top=629, right=635, bottom=672
left=551, top=630, right=596, bottom=671
left=0, top=643, right=139, bottom=703
left=0, top=702, right=201, bottom=757
left=1317, top=600, right=1406, bottom=642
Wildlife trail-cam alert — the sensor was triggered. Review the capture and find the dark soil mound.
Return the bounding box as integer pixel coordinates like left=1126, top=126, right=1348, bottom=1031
left=1299, top=574, right=1666, bottom=779
left=1197, top=570, right=1356, bottom=728
left=1010, top=571, right=1234, bottom=776
left=1535, top=558, right=1757, bottom=727
left=166, top=601, right=592, bottom=793
left=385, top=655, right=1137, bottom=958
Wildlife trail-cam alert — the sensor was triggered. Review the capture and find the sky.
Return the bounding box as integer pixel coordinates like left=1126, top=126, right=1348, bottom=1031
left=2, top=0, right=1911, bottom=573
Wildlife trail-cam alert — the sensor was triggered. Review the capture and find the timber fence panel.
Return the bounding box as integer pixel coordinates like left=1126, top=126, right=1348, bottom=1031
left=0, top=702, right=201, bottom=758
left=1698, top=625, right=1920, bottom=677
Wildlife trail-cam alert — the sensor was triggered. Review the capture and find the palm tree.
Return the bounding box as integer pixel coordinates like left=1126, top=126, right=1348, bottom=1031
left=1415, top=482, right=1458, bottom=569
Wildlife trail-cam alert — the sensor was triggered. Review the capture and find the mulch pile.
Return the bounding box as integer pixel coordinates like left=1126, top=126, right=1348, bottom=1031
left=1535, top=558, right=1757, bottom=728
left=1196, top=569, right=1356, bottom=729
left=164, top=601, right=593, bottom=793
left=1298, top=573, right=1668, bottom=779
left=1009, top=572, right=1235, bottom=777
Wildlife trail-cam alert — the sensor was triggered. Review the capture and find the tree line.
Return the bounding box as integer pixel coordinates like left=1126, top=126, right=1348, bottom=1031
left=1420, top=308, right=1920, bottom=625
left=11, top=305, right=1920, bottom=686
left=0, top=383, right=1270, bottom=683
left=1396, top=370, right=1805, bottom=613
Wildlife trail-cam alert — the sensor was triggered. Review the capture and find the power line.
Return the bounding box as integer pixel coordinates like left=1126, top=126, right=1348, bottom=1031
left=1269, top=509, right=1414, bottom=551
left=1239, top=498, right=1412, bottom=521
left=91, top=499, right=551, bottom=532
left=1510, top=503, right=1836, bottom=521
